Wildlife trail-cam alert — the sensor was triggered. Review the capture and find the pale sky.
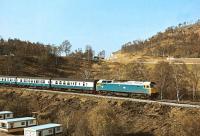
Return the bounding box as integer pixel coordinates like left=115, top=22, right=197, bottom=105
left=0, top=0, right=200, bottom=56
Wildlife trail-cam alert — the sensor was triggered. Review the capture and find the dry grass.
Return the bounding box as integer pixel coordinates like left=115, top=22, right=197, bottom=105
left=1, top=88, right=200, bottom=136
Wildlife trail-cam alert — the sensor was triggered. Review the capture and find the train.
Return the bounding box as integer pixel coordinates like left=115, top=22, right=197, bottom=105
left=0, top=75, right=158, bottom=98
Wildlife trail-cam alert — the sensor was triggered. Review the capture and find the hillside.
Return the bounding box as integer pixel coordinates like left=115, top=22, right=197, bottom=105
left=1, top=87, right=200, bottom=136
left=116, top=21, right=200, bottom=62
left=0, top=38, right=96, bottom=79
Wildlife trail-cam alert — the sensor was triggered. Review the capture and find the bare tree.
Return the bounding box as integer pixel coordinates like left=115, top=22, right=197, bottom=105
left=189, top=65, right=200, bottom=101
left=125, top=61, right=148, bottom=81
left=81, top=69, right=92, bottom=80
left=59, top=40, right=72, bottom=56
left=152, top=61, right=173, bottom=100
left=172, top=63, right=188, bottom=102
left=84, top=45, right=94, bottom=61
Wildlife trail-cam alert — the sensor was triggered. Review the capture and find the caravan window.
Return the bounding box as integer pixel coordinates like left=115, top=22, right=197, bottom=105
left=29, top=120, right=33, bottom=124
left=21, top=122, right=25, bottom=125
left=1, top=123, right=6, bottom=128
left=57, top=127, right=61, bottom=131
left=48, top=129, right=53, bottom=133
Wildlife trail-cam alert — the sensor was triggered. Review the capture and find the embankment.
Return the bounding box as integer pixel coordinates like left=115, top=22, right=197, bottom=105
left=0, top=87, right=200, bottom=136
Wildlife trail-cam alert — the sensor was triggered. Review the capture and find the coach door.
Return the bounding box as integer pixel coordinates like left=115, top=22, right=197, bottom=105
left=10, top=123, right=14, bottom=129
left=39, top=131, right=42, bottom=136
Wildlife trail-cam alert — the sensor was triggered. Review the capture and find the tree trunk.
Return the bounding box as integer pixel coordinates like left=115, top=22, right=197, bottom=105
left=177, top=89, right=180, bottom=102
left=193, top=84, right=195, bottom=101
left=160, top=89, right=163, bottom=100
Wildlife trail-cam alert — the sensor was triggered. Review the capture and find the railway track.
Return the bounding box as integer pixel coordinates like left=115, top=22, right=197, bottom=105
left=1, top=86, right=200, bottom=109
left=19, top=88, right=200, bottom=109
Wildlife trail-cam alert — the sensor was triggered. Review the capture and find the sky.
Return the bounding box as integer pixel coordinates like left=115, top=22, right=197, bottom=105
left=0, top=0, right=200, bottom=57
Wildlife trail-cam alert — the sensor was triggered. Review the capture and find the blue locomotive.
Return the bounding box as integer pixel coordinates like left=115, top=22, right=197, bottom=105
left=0, top=75, right=158, bottom=97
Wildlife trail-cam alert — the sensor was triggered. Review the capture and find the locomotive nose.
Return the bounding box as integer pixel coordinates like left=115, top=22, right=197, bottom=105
left=150, top=88, right=157, bottom=94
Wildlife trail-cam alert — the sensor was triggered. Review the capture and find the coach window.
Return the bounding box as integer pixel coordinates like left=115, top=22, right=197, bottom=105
left=63, top=81, right=66, bottom=85
left=83, top=83, right=85, bottom=86
left=59, top=81, right=62, bottom=85
left=55, top=81, right=58, bottom=84
left=20, top=79, right=22, bottom=82
left=67, top=82, right=70, bottom=85
left=86, top=83, right=87, bottom=86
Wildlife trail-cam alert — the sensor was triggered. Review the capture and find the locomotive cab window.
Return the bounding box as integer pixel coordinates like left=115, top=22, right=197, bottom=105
left=102, top=81, right=106, bottom=83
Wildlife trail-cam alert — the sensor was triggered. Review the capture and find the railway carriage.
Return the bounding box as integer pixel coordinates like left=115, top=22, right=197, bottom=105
left=96, top=80, right=157, bottom=96
left=51, top=78, right=96, bottom=91
left=0, top=75, right=17, bottom=85
left=16, top=77, right=50, bottom=88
